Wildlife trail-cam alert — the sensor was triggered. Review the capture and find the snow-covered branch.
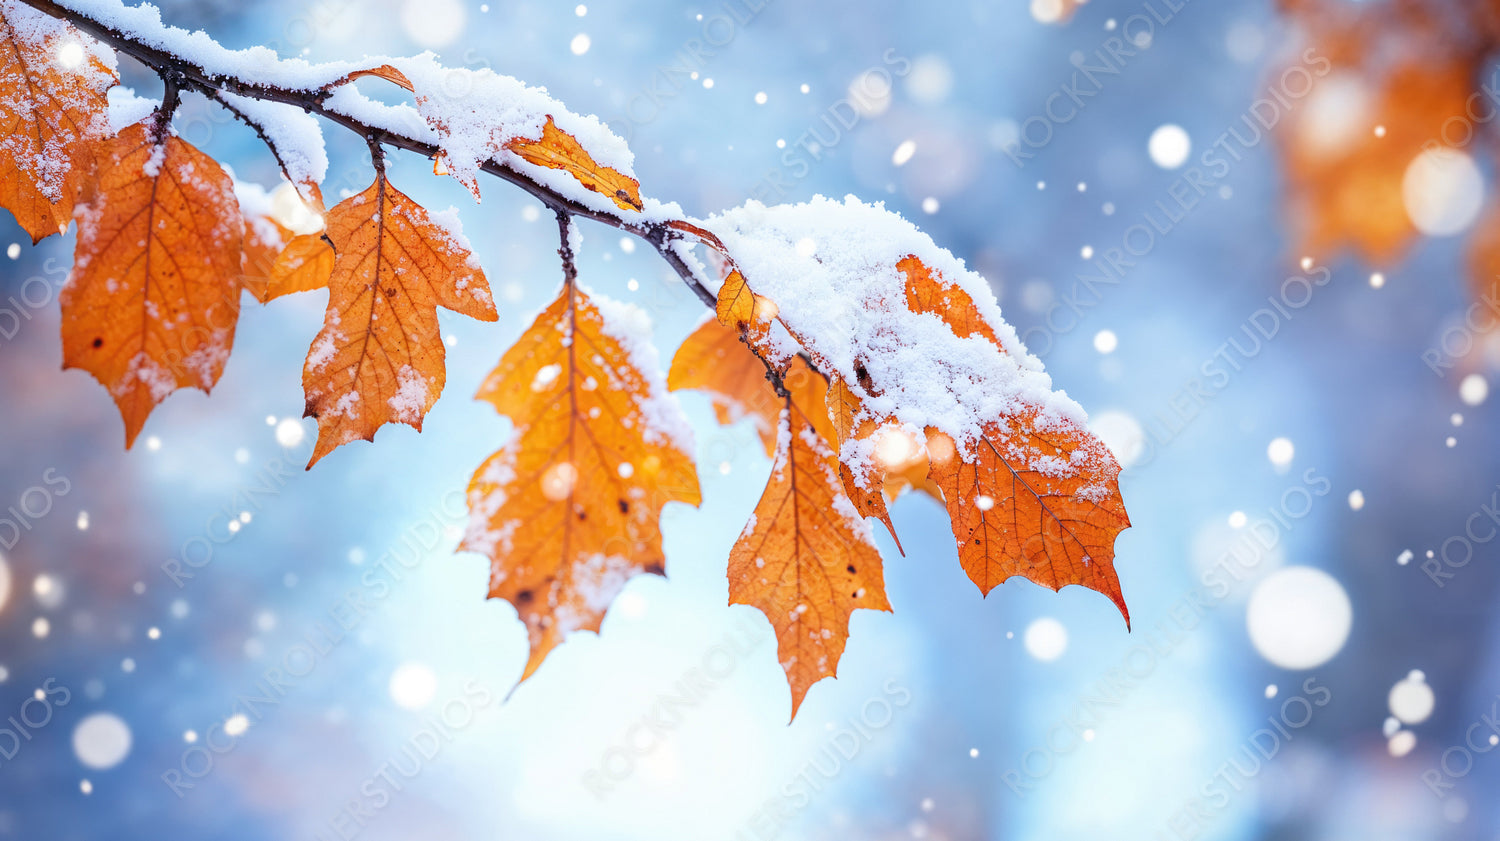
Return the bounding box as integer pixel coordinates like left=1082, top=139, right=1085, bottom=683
left=13, top=0, right=721, bottom=309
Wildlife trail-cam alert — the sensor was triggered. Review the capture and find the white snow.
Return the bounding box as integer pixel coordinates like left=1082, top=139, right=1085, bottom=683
left=325, top=389, right=360, bottom=419
left=217, top=93, right=328, bottom=190
left=180, top=334, right=230, bottom=388
left=0, top=0, right=118, bottom=200
left=385, top=54, right=636, bottom=208
left=388, top=365, right=430, bottom=424
left=591, top=287, right=696, bottom=455
left=43, top=0, right=641, bottom=217
left=305, top=331, right=339, bottom=372
left=552, top=553, right=637, bottom=634
left=425, top=205, right=486, bottom=276
left=114, top=352, right=175, bottom=400
left=703, top=196, right=1089, bottom=481
left=232, top=178, right=286, bottom=251
left=464, top=453, right=517, bottom=560
left=798, top=421, right=877, bottom=544
left=104, top=86, right=154, bottom=133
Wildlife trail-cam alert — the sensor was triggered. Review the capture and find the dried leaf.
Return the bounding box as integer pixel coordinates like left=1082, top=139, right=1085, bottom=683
left=928, top=412, right=1131, bottom=625
left=344, top=63, right=414, bottom=91
left=264, top=232, right=333, bottom=302
left=302, top=173, right=496, bottom=466
left=463, top=282, right=701, bottom=680
left=239, top=216, right=292, bottom=303
left=900, top=255, right=1014, bottom=354
left=61, top=123, right=243, bottom=446
left=824, top=374, right=902, bottom=549
left=506, top=116, right=643, bottom=212
left=668, top=314, right=780, bottom=455
left=729, top=358, right=890, bottom=718
left=0, top=2, right=116, bottom=242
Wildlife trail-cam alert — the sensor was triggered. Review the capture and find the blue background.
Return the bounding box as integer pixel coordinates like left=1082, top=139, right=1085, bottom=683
left=1, top=0, right=1497, bottom=838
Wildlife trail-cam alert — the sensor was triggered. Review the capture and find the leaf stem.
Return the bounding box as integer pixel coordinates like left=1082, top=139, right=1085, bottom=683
left=149, top=70, right=180, bottom=144
left=555, top=210, right=578, bottom=289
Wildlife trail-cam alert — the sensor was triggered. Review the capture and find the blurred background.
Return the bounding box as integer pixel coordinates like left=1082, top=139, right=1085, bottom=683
left=2, top=0, right=1497, bottom=838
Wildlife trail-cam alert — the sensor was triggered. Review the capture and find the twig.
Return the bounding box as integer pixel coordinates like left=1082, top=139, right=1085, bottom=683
left=555, top=210, right=578, bottom=288
left=15, top=0, right=723, bottom=310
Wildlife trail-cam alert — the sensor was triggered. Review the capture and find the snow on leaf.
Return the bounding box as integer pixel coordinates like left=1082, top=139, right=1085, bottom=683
left=301, top=172, right=496, bottom=467
left=62, top=122, right=243, bottom=447
left=235, top=180, right=292, bottom=302
left=824, top=373, right=901, bottom=549
left=506, top=116, right=643, bottom=212
left=704, top=196, right=1055, bottom=452
left=462, top=281, right=701, bottom=681
left=706, top=196, right=1130, bottom=621
left=365, top=55, right=642, bottom=212
left=927, top=410, right=1131, bottom=626
left=900, top=254, right=1019, bottom=356
left=0, top=0, right=117, bottom=242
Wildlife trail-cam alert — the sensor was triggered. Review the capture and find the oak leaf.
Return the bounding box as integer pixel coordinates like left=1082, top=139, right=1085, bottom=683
left=927, top=412, right=1130, bottom=625
left=728, top=357, right=890, bottom=718
left=507, top=117, right=643, bottom=213
left=301, top=173, right=497, bottom=466
left=0, top=1, right=117, bottom=242
left=696, top=203, right=1130, bottom=624
left=824, top=374, right=902, bottom=548
left=668, top=319, right=890, bottom=716
left=263, top=231, right=333, bottom=302
left=61, top=122, right=244, bottom=447
left=463, top=282, right=701, bottom=680
left=364, top=61, right=644, bottom=213
left=239, top=215, right=292, bottom=303
left=668, top=314, right=780, bottom=455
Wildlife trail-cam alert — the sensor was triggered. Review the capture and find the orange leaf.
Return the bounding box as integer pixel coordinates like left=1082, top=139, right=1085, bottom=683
left=824, top=374, right=902, bottom=550
left=301, top=173, right=496, bottom=466
left=668, top=314, right=780, bottom=455
left=713, top=253, right=902, bottom=546
left=343, top=63, right=414, bottom=91
left=715, top=269, right=779, bottom=339
left=900, top=255, right=1014, bottom=355
left=61, top=123, right=244, bottom=447
left=264, top=232, right=333, bottom=302
left=928, top=412, right=1131, bottom=625
left=462, top=282, right=701, bottom=680
left=240, top=216, right=292, bottom=303
left=1470, top=204, right=1500, bottom=307
left=506, top=116, right=643, bottom=212
left=729, top=359, right=891, bottom=719
left=1278, top=44, right=1470, bottom=263
left=0, top=4, right=116, bottom=242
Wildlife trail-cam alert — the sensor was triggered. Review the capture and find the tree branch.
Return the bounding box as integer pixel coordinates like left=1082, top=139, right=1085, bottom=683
left=14, top=0, right=722, bottom=310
